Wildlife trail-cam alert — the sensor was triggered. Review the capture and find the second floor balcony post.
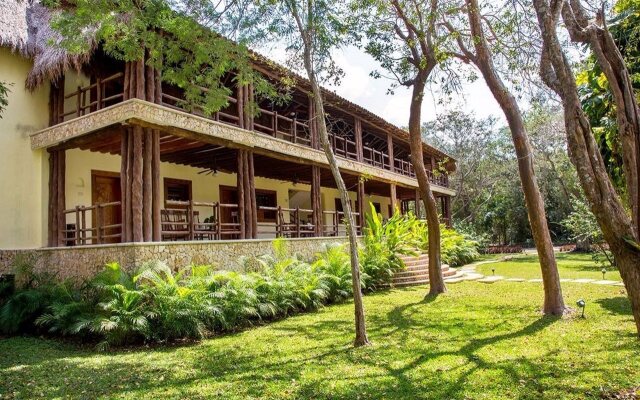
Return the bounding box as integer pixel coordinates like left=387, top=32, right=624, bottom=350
left=120, top=56, right=162, bottom=243
left=387, top=133, right=394, bottom=172
left=354, top=117, right=364, bottom=162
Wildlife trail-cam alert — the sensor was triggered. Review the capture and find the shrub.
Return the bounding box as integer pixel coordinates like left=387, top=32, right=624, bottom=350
left=312, top=243, right=354, bottom=302
left=439, top=227, right=481, bottom=267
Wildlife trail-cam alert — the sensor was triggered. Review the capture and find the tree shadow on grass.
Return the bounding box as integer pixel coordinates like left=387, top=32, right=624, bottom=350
left=596, top=296, right=632, bottom=315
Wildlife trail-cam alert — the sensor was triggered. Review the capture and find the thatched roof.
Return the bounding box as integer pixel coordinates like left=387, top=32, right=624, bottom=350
left=0, top=0, right=94, bottom=89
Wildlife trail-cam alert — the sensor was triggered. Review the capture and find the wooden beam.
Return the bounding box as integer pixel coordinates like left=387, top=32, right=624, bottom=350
left=152, top=130, right=161, bottom=241
left=357, top=178, right=366, bottom=231
left=131, top=126, right=144, bottom=242
left=354, top=117, right=363, bottom=162
left=387, top=133, right=394, bottom=171
left=390, top=183, right=398, bottom=217
left=143, top=128, right=153, bottom=241
left=56, top=150, right=66, bottom=246
left=311, top=165, right=322, bottom=236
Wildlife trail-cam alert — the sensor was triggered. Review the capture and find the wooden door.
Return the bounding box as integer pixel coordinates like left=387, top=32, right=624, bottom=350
left=91, top=170, right=121, bottom=243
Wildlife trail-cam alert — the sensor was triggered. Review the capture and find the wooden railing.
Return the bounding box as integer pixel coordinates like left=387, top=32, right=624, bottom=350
left=61, top=201, right=122, bottom=246
left=57, top=76, right=450, bottom=187
left=254, top=110, right=312, bottom=146
left=322, top=210, right=361, bottom=237
left=257, top=206, right=316, bottom=238
left=58, top=73, right=125, bottom=123
left=162, top=200, right=241, bottom=240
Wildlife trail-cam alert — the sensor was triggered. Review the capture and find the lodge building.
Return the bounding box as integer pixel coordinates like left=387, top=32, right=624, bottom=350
left=0, top=1, right=454, bottom=274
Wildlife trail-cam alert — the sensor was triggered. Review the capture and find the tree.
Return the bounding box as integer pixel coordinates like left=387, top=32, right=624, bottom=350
left=357, top=0, right=449, bottom=296
left=244, top=0, right=370, bottom=346
left=441, top=0, right=565, bottom=314
left=0, top=81, right=9, bottom=118
left=533, top=0, right=640, bottom=335
left=47, top=0, right=276, bottom=112
left=576, top=3, right=640, bottom=205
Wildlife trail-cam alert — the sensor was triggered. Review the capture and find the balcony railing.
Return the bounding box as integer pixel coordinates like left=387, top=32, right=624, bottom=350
left=56, top=74, right=449, bottom=187
left=61, top=201, right=123, bottom=246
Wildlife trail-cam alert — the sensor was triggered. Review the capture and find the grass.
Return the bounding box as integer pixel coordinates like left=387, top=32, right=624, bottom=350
left=1, top=254, right=638, bottom=399
left=476, top=253, right=622, bottom=280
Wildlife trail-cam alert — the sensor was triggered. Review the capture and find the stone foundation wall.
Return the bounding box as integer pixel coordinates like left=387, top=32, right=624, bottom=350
left=0, top=237, right=355, bottom=282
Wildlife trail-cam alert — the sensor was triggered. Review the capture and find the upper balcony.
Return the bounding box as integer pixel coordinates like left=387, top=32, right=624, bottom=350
left=49, top=68, right=451, bottom=189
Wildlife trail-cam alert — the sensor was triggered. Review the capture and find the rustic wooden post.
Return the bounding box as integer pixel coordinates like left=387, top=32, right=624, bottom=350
left=188, top=200, right=195, bottom=240
left=237, top=85, right=244, bottom=130
left=237, top=150, right=246, bottom=239
left=415, top=188, right=422, bottom=219
left=357, top=179, right=365, bottom=234
left=354, top=118, right=363, bottom=162
left=276, top=205, right=282, bottom=237
left=74, top=206, right=80, bottom=245
left=47, top=151, right=57, bottom=246
left=96, top=77, right=103, bottom=110
left=293, top=117, right=298, bottom=143
left=56, top=150, right=66, bottom=246
left=96, top=204, right=103, bottom=244
left=143, top=128, right=153, bottom=241
left=309, top=95, right=319, bottom=150
left=273, top=112, right=278, bottom=136
left=390, top=183, right=398, bottom=216
left=387, top=133, right=394, bottom=171
left=215, top=202, right=222, bottom=240
left=131, top=126, right=144, bottom=242
left=444, top=196, right=452, bottom=227
left=295, top=207, right=301, bottom=238
left=311, top=165, right=322, bottom=237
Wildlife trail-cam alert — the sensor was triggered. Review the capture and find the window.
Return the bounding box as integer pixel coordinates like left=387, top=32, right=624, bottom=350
left=164, top=178, right=192, bottom=207
left=256, top=189, right=277, bottom=222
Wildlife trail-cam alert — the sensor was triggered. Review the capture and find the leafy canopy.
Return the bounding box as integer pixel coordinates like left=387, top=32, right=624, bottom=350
left=44, top=0, right=278, bottom=115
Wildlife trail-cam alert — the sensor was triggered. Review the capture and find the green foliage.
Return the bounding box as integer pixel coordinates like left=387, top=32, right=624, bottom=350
left=0, top=81, right=10, bottom=118
left=439, top=227, right=480, bottom=267
left=312, top=243, right=353, bottom=302
left=360, top=204, right=422, bottom=289
left=45, top=0, right=280, bottom=117
left=562, top=197, right=615, bottom=268
left=576, top=3, right=640, bottom=195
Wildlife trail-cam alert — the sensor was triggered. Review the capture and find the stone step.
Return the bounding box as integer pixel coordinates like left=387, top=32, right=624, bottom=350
left=404, top=264, right=450, bottom=272
left=393, top=279, right=430, bottom=288
left=392, top=268, right=457, bottom=284
left=398, top=253, right=429, bottom=260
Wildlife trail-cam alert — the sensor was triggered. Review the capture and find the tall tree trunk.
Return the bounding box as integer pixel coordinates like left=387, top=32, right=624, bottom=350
left=465, top=0, right=565, bottom=315
left=534, top=0, right=640, bottom=334
left=409, top=73, right=447, bottom=296
left=294, top=15, right=369, bottom=346
left=560, top=1, right=640, bottom=235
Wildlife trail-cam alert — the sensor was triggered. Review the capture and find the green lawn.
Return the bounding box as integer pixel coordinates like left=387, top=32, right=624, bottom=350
left=1, top=255, right=638, bottom=399
left=477, top=253, right=622, bottom=281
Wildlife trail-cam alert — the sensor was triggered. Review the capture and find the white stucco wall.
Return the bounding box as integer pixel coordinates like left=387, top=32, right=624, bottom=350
left=0, top=48, right=49, bottom=248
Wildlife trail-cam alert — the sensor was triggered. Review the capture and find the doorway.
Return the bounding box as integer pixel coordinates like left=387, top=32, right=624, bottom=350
left=91, top=170, right=121, bottom=243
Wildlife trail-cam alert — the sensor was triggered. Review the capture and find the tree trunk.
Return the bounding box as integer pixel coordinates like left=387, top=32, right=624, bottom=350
left=408, top=73, right=447, bottom=296
left=300, top=45, right=369, bottom=348
left=534, top=0, right=640, bottom=334
left=466, top=0, right=565, bottom=315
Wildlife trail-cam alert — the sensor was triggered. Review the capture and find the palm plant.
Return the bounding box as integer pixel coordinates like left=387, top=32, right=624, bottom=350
left=312, top=243, right=353, bottom=302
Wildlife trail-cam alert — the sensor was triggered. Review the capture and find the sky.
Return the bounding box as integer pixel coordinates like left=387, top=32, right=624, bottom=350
left=321, top=47, right=506, bottom=128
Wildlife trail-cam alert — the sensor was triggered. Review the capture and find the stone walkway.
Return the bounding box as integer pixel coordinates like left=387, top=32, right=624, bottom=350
left=449, top=259, right=625, bottom=287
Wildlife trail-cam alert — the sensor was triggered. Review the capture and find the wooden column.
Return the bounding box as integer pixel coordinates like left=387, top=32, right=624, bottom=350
left=236, top=150, right=246, bottom=239
left=49, top=77, right=65, bottom=126
left=389, top=183, right=398, bottom=217
left=387, top=133, right=394, bottom=171
left=48, top=150, right=66, bottom=246
left=444, top=196, right=452, bottom=227
left=237, top=85, right=245, bottom=130
left=309, top=95, right=319, bottom=150
left=357, top=179, right=366, bottom=231
left=311, top=165, right=322, bottom=236
left=121, top=56, right=163, bottom=243
left=354, top=118, right=363, bottom=162
left=415, top=188, right=422, bottom=218
left=236, top=149, right=257, bottom=239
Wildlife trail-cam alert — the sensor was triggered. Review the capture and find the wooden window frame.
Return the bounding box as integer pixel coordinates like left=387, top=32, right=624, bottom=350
left=164, top=178, right=192, bottom=208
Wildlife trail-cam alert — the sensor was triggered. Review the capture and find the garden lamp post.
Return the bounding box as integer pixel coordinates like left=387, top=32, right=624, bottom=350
left=601, top=268, right=606, bottom=280
left=576, top=299, right=586, bottom=318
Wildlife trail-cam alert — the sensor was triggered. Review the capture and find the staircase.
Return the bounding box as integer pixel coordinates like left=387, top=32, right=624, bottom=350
left=392, top=253, right=461, bottom=287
